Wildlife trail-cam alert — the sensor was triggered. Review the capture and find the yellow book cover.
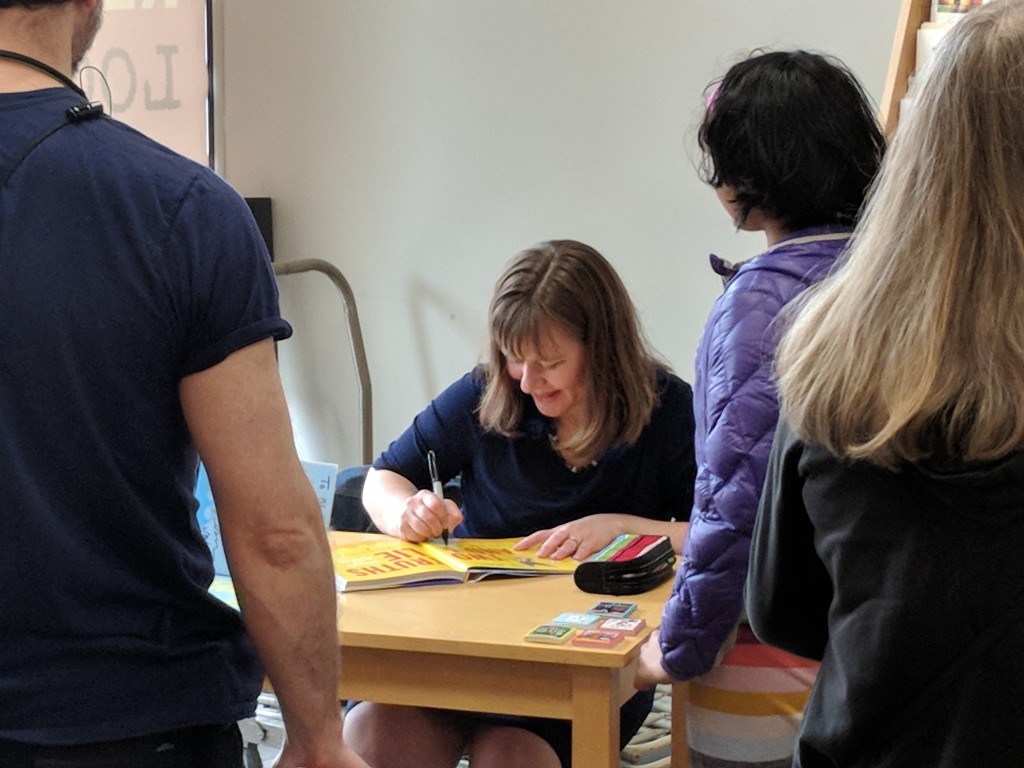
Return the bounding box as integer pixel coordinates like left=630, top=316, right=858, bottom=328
left=332, top=535, right=578, bottom=593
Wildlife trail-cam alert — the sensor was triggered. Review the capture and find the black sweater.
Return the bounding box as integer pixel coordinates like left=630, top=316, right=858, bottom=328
left=747, top=420, right=1024, bottom=768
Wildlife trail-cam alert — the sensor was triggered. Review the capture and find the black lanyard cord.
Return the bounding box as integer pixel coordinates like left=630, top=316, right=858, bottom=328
left=0, top=49, right=105, bottom=190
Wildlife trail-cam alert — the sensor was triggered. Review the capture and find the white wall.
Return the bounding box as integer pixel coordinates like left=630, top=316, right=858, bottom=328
left=214, top=0, right=899, bottom=469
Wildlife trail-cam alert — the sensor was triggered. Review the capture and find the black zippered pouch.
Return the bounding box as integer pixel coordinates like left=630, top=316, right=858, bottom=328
left=574, top=534, right=677, bottom=595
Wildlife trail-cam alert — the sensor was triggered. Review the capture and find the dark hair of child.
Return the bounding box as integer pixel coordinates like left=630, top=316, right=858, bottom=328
left=698, top=50, right=885, bottom=231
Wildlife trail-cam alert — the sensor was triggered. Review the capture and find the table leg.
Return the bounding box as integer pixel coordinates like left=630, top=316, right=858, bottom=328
left=570, top=668, right=619, bottom=768
left=671, top=682, right=691, bottom=768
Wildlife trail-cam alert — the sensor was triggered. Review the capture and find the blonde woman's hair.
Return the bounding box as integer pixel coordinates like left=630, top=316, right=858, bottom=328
left=477, top=240, right=662, bottom=459
left=776, top=0, right=1024, bottom=469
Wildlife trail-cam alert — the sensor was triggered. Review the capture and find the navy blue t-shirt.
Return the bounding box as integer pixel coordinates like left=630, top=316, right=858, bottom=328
left=375, top=367, right=696, bottom=536
left=0, top=88, right=290, bottom=743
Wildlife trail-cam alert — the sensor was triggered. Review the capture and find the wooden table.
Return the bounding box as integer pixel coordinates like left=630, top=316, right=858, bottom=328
left=332, top=531, right=690, bottom=768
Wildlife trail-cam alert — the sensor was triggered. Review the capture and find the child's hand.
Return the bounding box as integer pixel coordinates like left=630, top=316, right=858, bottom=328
left=634, top=630, right=673, bottom=690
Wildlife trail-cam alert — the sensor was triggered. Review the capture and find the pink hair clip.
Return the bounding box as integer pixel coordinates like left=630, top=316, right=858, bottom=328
left=704, top=81, right=722, bottom=111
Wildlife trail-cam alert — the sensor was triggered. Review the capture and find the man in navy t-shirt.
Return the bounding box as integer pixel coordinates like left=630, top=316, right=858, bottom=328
left=0, top=2, right=369, bottom=767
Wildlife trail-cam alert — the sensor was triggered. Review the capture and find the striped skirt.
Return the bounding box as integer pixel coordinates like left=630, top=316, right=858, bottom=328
left=686, top=625, right=819, bottom=767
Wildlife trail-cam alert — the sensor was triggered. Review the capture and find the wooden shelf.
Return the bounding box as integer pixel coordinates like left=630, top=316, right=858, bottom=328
left=880, top=0, right=931, bottom=136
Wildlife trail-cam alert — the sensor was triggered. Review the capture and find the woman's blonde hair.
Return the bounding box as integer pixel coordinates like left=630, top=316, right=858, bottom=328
left=477, top=240, right=662, bottom=459
left=776, top=0, right=1024, bottom=469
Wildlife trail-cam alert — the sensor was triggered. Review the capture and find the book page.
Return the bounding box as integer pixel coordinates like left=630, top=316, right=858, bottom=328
left=423, top=538, right=579, bottom=575
left=332, top=538, right=465, bottom=589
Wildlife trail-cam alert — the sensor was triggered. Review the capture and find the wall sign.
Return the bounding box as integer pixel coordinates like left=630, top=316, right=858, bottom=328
left=80, top=0, right=213, bottom=166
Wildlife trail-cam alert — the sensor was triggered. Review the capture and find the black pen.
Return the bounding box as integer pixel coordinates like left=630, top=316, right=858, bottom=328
left=427, top=449, right=449, bottom=545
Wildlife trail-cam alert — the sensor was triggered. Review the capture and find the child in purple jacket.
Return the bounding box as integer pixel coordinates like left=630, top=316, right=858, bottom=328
left=635, top=50, right=884, bottom=767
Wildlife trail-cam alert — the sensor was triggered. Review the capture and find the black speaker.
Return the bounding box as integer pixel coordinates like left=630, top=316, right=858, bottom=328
left=244, top=197, right=274, bottom=261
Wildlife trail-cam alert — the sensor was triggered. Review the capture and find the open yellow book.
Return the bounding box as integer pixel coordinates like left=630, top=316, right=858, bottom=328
left=332, top=534, right=579, bottom=592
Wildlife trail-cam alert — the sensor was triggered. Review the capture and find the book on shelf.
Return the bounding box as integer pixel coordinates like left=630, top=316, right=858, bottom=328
left=332, top=535, right=581, bottom=592
left=918, top=0, right=990, bottom=75
left=932, top=0, right=986, bottom=23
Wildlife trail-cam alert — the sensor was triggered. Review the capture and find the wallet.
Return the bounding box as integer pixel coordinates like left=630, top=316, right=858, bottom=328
left=574, top=534, right=677, bottom=595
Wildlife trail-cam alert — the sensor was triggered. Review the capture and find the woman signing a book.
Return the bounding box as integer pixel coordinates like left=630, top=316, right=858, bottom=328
left=348, top=239, right=696, bottom=768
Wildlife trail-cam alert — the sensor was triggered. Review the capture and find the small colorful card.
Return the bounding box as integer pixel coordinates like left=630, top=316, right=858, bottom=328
left=525, top=624, right=575, bottom=644
left=589, top=601, right=637, bottom=617
left=597, top=616, right=647, bottom=635
left=552, top=611, right=602, bottom=628
left=571, top=629, right=626, bottom=647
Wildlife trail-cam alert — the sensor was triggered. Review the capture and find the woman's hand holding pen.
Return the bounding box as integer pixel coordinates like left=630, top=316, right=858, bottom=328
left=396, top=489, right=462, bottom=543
left=513, top=513, right=625, bottom=561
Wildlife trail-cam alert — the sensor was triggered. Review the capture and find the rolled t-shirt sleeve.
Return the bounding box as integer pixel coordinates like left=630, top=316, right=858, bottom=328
left=171, top=170, right=292, bottom=377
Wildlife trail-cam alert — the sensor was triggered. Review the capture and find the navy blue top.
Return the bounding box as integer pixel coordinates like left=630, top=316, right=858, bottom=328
left=0, top=88, right=290, bottom=743
left=374, top=367, right=696, bottom=536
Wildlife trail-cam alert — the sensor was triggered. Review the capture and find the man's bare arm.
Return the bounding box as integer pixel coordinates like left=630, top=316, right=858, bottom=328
left=180, top=338, right=370, bottom=768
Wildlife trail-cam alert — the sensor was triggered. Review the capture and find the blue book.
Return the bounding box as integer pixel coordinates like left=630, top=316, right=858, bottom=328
left=301, top=460, right=339, bottom=528
left=194, top=463, right=228, bottom=576
left=196, top=459, right=338, bottom=579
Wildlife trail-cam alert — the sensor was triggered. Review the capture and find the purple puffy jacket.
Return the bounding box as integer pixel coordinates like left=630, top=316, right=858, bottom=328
left=659, top=225, right=852, bottom=680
